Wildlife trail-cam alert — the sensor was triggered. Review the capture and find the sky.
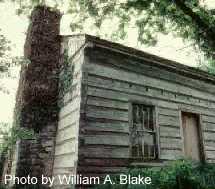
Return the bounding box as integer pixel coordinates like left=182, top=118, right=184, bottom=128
left=0, top=1, right=213, bottom=126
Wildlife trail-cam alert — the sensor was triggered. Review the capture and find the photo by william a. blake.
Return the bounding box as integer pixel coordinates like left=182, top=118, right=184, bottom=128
left=4, top=174, right=152, bottom=186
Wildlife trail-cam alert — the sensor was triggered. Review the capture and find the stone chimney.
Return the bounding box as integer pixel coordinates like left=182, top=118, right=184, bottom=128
left=14, top=5, right=62, bottom=187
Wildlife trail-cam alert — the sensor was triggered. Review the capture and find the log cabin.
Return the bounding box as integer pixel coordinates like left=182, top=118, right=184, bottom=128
left=2, top=6, right=215, bottom=189
left=54, top=34, right=215, bottom=182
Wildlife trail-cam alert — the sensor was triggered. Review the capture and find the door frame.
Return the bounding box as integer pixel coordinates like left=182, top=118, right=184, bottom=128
left=179, top=110, right=206, bottom=162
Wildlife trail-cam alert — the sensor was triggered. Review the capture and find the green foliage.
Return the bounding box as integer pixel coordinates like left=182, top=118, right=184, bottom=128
left=9, top=0, right=215, bottom=60
left=15, top=185, right=47, bottom=189
left=199, top=57, right=215, bottom=75
left=0, top=122, right=36, bottom=153
left=58, top=49, right=74, bottom=107
left=0, top=185, right=8, bottom=189
left=0, top=104, right=37, bottom=154
left=0, top=122, right=36, bottom=183
left=94, top=160, right=215, bottom=189
left=0, top=29, right=11, bottom=73
left=0, top=184, right=47, bottom=189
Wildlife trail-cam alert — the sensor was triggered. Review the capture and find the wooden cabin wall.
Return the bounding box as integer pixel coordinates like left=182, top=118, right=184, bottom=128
left=77, top=45, right=215, bottom=178
left=52, top=38, right=85, bottom=189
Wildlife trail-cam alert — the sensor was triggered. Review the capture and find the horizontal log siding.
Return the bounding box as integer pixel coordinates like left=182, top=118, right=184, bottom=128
left=202, top=115, right=215, bottom=161
left=52, top=39, right=84, bottom=189
left=77, top=46, right=215, bottom=176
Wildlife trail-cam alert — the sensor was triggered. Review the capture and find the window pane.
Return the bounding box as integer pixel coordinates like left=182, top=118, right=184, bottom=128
left=143, top=106, right=154, bottom=131
left=131, top=132, right=156, bottom=159
left=142, top=132, right=156, bottom=159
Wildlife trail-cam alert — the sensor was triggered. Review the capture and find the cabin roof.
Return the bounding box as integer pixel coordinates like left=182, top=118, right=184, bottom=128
left=64, top=34, right=215, bottom=85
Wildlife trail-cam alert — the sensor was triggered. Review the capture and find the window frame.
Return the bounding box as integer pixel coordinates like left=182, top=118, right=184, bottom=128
left=129, top=101, right=160, bottom=162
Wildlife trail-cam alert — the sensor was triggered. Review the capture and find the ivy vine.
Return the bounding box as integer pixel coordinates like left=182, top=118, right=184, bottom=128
left=58, top=49, right=74, bottom=107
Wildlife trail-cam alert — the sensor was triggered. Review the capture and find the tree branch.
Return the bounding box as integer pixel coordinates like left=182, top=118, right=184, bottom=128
left=173, top=0, right=214, bottom=35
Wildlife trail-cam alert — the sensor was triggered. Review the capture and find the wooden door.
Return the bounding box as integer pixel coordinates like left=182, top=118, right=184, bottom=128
left=182, top=112, right=201, bottom=161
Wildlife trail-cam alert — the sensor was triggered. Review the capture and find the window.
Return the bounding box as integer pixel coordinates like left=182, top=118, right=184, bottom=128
left=130, top=103, right=158, bottom=160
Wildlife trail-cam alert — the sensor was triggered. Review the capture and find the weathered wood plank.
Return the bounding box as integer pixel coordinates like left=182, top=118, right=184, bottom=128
left=59, top=97, right=80, bottom=119
left=83, top=134, right=129, bottom=146
left=85, top=75, right=214, bottom=110
left=84, top=74, right=148, bottom=97
left=55, top=140, right=76, bottom=156
left=160, top=149, right=183, bottom=160
left=160, top=137, right=183, bottom=149
left=204, top=141, right=215, bottom=159
left=159, top=126, right=181, bottom=138
left=87, top=85, right=178, bottom=109
left=79, top=158, right=129, bottom=167
left=203, top=122, right=215, bottom=132
left=54, top=153, right=76, bottom=168
left=205, top=145, right=215, bottom=151
left=178, top=104, right=215, bottom=117
left=204, top=141, right=215, bottom=149
left=62, top=93, right=79, bottom=108
left=77, top=166, right=128, bottom=174
left=53, top=39, right=84, bottom=183
left=53, top=167, right=75, bottom=175
left=158, top=107, right=179, bottom=117
left=83, top=96, right=129, bottom=110
left=79, top=146, right=129, bottom=158
left=202, top=115, right=215, bottom=124
left=207, top=159, right=215, bottom=163
left=84, top=62, right=215, bottom=104
left=86, top=48, right=215, bottom=97
left=56, top=125, right=77, bottom=143
left=206, top=151, right=215, bottom=159
left=58, top=112, right=79, bottom=130
left=67, top=37, right=85, bottom=57
left=71, top=56, right=84, bottom=74
left=204, top=132, right=215, bottom=142
left=158, top=114, right=180, bottom=127
left=86, top=105, right=129, bottom=122
left=72, top=72, right=82, bottom=85
left=80, top=120, right=130, bottom=133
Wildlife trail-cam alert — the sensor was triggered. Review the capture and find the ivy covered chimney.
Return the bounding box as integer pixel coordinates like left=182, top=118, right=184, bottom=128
left=14, top=5, right=62, bottom=187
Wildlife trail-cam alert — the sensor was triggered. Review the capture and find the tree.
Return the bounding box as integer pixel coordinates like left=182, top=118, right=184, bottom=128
left=0, top=29, right=11, bottom=73
left=73, top=0, right=215, bottom=61
left=9, top=1, right=215, bottom=59
left=0, top=28, right=20, bottom=93
left=0, top=2, right=28, bottom=78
